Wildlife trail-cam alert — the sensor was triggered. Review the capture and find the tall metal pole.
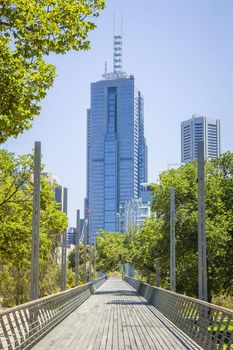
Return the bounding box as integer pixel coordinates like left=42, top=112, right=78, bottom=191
left=75, top=210, right=80, bottom=286
left=89, top=243, right=93, bottom=281
left=61, top=187, right=68, bottom=291
left=83, top=220, right=87, bottom=283
left=93, top=240, right=96, bottom=279
left=170, top=187, right=176, bottom=292
left=198, top=141, right=208, bottom=301
left=30, top=141, right=41, bottom=301
left=156, top=268, right=160, bottom=287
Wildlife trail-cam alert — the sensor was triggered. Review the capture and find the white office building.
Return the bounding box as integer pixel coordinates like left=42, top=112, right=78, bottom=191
left=118, top=197, right=151, bottom=233
left=181, top=115, right=221, bottom=163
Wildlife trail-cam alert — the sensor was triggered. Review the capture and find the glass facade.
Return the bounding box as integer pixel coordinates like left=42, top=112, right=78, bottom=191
left=87, top=75, right=147, bottom=243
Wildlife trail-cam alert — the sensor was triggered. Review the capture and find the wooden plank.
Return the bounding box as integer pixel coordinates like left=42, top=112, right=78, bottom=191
left=32, top=278, right=203, bottom=350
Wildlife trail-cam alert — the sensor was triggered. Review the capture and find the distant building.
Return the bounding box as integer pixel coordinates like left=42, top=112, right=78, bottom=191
left=42, top=172, right=60, bottom=186
left=118, top=197, right=151, bottom=234
left=67, top=227, right=77, bottom=245
left=43, top=172, right=68, bottom=212
left=140, top=183, right=153, bottom=203
left=181, top=115, right=221, bottom=163
left=86, top=35, right=148, bottom=243
left=43, top=172, right=68, bottom=263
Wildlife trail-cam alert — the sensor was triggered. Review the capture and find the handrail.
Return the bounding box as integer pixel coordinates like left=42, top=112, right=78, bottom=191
left=0, top=276, right=107, bottom=350
left=125, top=276, right=233, bottom=350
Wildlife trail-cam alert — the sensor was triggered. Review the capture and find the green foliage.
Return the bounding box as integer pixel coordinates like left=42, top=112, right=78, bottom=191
left=0, top=149, right=68, bottom=306
left=68, top=243, right=85, bottom=269
left=96, top=231, right=127, bottom=273
left=68, top=243, right=95, bottom=284
left=126, top=221, right=163, bottom=281
left=0, top=0, right=105, bottom=143
left=0, top=263, right=30, bottom=306
left=148, top=153, right=233, bottom=299
left=66, top=268, right=75, bottom=289
left=121, top=153, right=233, bottom=302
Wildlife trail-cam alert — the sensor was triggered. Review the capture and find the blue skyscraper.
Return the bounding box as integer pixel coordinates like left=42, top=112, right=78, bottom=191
left=86, top=35, right=148, bottom=243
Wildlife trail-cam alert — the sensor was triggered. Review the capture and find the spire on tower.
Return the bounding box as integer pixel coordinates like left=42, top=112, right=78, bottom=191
left=103, top=13, right=130, bottom=80
left=105, top=61, right=107, bottom=75
left=113, top=35, right=122, bottom=73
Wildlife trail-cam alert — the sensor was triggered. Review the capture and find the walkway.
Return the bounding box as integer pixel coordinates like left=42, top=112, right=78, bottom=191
left=32, top=278, right=203, bottom=350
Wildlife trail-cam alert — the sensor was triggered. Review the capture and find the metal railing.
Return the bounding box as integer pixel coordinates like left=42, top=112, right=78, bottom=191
left=125, top=276, right=233, bottom=350
left=0, top=276, right=107, bottom=350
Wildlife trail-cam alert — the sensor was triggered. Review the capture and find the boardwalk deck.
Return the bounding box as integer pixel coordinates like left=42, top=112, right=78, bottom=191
left=32, top=278, right=203, bottom=350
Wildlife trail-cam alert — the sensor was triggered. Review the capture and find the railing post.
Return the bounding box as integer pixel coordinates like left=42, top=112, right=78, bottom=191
left=75, top=209, right=80, bottom=286
left=30, top=141, right=41, bottom=301
left=170, top=187, right=176, bottom=292
left=197, top=141, right=208, bottom=301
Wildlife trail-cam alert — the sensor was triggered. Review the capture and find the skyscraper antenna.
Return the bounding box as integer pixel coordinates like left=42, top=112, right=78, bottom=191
left=121, top=12, right=123, bottom=37
left=105, top=61, right=107, bottom=75
left=113, top=13, right=115, bottom=36
left=113, top=13, right=122, bottom=74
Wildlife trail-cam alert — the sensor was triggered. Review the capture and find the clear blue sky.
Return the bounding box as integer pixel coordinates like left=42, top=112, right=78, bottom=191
left=4, top=0, right=233, bottom=226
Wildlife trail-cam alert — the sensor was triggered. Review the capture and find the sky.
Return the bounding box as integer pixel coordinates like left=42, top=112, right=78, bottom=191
left=4, top=0, right=233, bottom=226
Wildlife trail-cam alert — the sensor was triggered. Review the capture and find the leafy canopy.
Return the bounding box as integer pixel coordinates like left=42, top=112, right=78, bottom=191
left=96, top=231, right=127, bottom=273
left=0, top=0, right=105, bottom=143
left=0, top=149, right=68, bottom=305
left=123, top=153, right=233, bottom=300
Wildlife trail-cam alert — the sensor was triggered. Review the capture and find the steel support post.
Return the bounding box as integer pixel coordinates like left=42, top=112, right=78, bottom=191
left=89, top=243, right=93, bottom=281
left=75, top=210, right=80, bottom=286
left=61, top=232, right=67, bottom=291
left=198, top=141, right=208, bottom=301
left=94, top=241, right=96, bottom=279
left=170, top=187, right=176, bottom=292
left=61, top=188, right=68, bottom=291
left=30, top=142, right=41, bottom=301
left=83, top=221, right=87, bottom=283
left=156, top=268, right=160, bottom=288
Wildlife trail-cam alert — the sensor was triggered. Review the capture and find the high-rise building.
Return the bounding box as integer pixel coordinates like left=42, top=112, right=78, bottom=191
left=86, top=35, right=148, bottom=243
left=43, top=172, right=68, bottom=212
left=117, top=197, right=151, bottom=234
left=181, top=115, right=221, bottom=163
left=67, top=227, right=77, bottom=245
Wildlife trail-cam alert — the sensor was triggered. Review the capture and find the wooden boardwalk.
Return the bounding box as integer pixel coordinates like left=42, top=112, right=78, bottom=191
left=32, top=278, right=203, bottom=350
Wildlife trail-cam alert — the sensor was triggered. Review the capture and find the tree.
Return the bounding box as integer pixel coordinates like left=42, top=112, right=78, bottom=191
left=0, top=0, right=105, bottom=143
left=96, top=231, right=127, bottom=273
left=68, top=243, right=85, bottom=270
left=67, top=243, right=94, bottom=284
left=150, top=154, right=233, bottom=300
left=125, top=220, right=163, bottom=284
left=0, top=149, right=68, bottom=306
